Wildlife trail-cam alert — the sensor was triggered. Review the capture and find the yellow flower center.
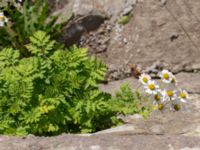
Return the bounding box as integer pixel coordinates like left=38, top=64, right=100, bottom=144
left=148, top=84, right=155, bottom=90
left=0, top=16, right=4, bottom=21
left=171, top=77, right=175, bottom=83
left=167, top=90, right=173, bottom=97
left=158, top=104, right=164, bottom=110
left=154, top=94, right=161, bottom=101
left=163, top=73, right=169, bottom=80
left=180, top=92, right=186, bottom=99
left=142, top=77, right=148, bottom=83
left=152, top=105, right=157, bottom=110
left=174, top=104, right=180, bottom=111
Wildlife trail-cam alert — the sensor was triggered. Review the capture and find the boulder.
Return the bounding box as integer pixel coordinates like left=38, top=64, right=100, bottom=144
left=0, top=133, right=199, bottom=150
left=48, top=0, right=138, bottom=47
left=50, top=0, right=200, bottom=80
left=98, top=0, right=200, bottom=80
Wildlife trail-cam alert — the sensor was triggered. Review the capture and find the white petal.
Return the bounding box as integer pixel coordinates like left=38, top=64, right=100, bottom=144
left=145, top=89, right=151, bottom=94
left=0, top=22, right=4, bottom=27
left=162, top=78, right=172, bottom=84
left=4, top=18, right=8, bottom=22
left=180, top=99, right=187, bottom=103
left=152, top=100, right=157, bottom=105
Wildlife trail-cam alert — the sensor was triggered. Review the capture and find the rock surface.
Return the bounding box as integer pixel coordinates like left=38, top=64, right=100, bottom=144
left=101, top=0, right=200, bottom=80
left=99, top=72, right=200, bottom=95
left=0, top=134, right=200, bottom=150
left=50, top=0, right=137, bottom=47
left=49, top=0, right=200, bottom=80
left=0, top=96, right=199, bottom=150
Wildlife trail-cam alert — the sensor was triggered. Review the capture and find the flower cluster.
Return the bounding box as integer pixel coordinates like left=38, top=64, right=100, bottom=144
left=139, top=70, right=189, bottom=111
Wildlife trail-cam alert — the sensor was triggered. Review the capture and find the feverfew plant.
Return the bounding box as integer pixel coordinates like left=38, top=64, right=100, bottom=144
left=0, top=30, right=147, bottom=136
left=0, top=30, right=113, bottom=135
left=139, top=70, right=189, bottom=111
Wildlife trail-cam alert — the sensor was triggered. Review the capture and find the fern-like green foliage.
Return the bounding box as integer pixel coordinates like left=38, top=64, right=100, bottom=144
left=0, top=30, right=114, bottom=135
left=110, top=83, right=150, bottom=119
left=0, top=31, right=148, bottom=136
left=110, top=83, right=139, bottom=115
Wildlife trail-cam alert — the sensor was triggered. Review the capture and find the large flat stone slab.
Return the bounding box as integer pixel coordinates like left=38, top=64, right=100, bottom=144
left=0, top=133, right=200, bottom=150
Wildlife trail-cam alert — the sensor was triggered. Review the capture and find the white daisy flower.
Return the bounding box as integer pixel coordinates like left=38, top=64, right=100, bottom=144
left=4, top=17, right=8, bottom=23
left=178, top=89, right=189, bottom=103
left=145, top=80, right=159, bottom=95
left=159, top=69, right=173, bottom=83
left=0, top=12, right=4, bottom=20
left=170, top=104, right=181, bottom=111
left=163, top=88, right=177, bottom=101
left=171, top=74, right=178, bottom=85
left=170, top=101, right=181, bottom=111
left=139, top=73, right=151, bottom=85
left=153, top=90, right=166, bottom=104
left=158, top=103, right=165, bottom=110
left=0, top=12, right=8, bottom=27
left=0, top=22, right=4, bottom=27
left=152, top=103, right=165, bottom=111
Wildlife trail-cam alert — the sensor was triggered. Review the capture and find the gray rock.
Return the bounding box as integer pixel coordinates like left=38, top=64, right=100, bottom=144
left=160, top=0, right=167, bottom=6
left=126, top=0, right=137, bottom=6
left=122, top=6, right=133, bottom=16
left=117, top=114, right=144, bottom=123
left=100, top=72, right=200, bottom=94
left=49, top=0, right=108, bottom=47
left=170, top=32, right=179, bottom=42
left=97, top=0, right=200, bottom=80
left=94, top=124, right=135, bottom=134
left=59, top=14, right=106, bottom=47
left=176, top=72, right=200, bottom=94
left=49, top=0, right=140, bottom=48
left=49, top=0, right=200, bottom=80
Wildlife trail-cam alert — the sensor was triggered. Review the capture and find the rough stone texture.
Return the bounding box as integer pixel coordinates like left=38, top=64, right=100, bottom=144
left=99, top=72, right=200, bottom=95
left=50, top=0, right=200, bottom=80
left=94, top=93, right=200, bottom=137
left=0, top=134, right=200, bottom=150
left=49, top=0, right=107, bottom=47
left=49, top=0, right=200, bottom=80
left=49, top=0, right=137, bottom=18
left=79, top=22, right=111, bottom=55
left=59, top=14, right=106, bottom=47
left=49, top=0, right=137, bottom=47
left=99, top=0, right=200, bottom=80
